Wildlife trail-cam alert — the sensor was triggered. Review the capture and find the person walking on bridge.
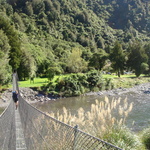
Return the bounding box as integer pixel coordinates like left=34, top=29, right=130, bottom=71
left=12, top=90, right=19, bottom=110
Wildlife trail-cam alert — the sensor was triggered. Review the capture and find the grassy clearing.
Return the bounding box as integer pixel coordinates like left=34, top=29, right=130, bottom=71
left=18, top=74, right=150, bottom=89
left=18, top=74, right=71, bottom=88
left=18, top=78, right=48, bottom=88
left=111, top=76, right=150, bottom=89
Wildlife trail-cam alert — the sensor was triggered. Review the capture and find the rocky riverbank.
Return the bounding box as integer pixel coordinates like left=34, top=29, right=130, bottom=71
left=0, top=89, right=12, bottom=108
left=85, top=82, right=150, bottom=96
left=0, top=87, right=58, bottom=108
left=0, top=82, right=150, bottom=108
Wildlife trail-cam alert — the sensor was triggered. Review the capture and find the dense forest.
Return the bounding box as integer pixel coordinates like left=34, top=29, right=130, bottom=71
left=0, top=0, right=150, bottom=89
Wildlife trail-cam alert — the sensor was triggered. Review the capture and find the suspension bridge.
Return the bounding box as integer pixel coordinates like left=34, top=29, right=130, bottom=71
left=0, top=73, right=122, bottom=150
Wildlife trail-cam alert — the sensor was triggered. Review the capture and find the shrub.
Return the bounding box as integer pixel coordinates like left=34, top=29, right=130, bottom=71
left=141, top=127, right=150, bottom=149
left=86, top=70, right=102, bottom=90
left=104, top=78, right=114, bottom=90
left=102, top=126, right=144, bottom=150
left=48, top=73, right=88, bottom=97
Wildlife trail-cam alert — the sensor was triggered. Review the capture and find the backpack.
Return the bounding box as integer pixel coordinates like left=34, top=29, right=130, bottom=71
left=12, top=92, right=18, bottom=100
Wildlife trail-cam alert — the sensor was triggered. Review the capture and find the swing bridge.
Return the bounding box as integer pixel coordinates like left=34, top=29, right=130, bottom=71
left=0, top=74, right=122, bottom=150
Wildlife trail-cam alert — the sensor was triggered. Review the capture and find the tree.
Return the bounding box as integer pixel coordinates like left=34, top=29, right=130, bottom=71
left=109, top=41, right=126, bottom=77
left=17, top=49, right=37, bottom=81
left=67, top=47, right=87, bottom=73
left=47, top=65, right=62, bottom=81
left=25, top=2, right=34, bottom=16
left=127, top=40, right=148, bottom=77
left=13, top=12, right=26, bottom=32
left=0, top=16, right=21, bottom=70
left=144, top=43, right=150, bottom=75
left=7, top=0, right=18, bottom=6
left=46, top=59, right=62, bottom=81
left=32, top=0, right=45, bottom=14
left=0, top=30, right=12, bottom=85
left=97, top=36, right=105, bottom=49
left=89, top=49, right=108, bottom=70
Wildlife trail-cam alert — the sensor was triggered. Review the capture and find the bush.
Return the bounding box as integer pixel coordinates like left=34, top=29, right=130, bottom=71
left=102, top=126, right=144, bottom=150
left=86, top=70, right=102, bottom=90
left=104, top=78, right=114, bottom=90
left=141, top=127, right=150, bottom=149
left=43, top=70, right=117, bottom=96
left=46, top=73, right=88, bottom=97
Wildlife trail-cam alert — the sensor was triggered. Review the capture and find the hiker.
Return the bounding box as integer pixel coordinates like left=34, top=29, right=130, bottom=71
left=12, top=90, right=19, bottom=110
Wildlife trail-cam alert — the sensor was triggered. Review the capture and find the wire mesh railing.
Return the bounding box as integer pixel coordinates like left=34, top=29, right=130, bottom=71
left=19, top=96, right=122, bottom=150
left=0, top=99, right=16, bottom=150
left=0, top=72, right=18, bottom=150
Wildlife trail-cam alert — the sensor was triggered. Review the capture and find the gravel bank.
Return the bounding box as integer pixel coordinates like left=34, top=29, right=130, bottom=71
left=85, top=82, right=150, bottom=96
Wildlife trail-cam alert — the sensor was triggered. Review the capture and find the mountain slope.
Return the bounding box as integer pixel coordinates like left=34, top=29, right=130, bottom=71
left=0, top=0, right=150, bottom=81
left=4, top=0, right=150, bottom=47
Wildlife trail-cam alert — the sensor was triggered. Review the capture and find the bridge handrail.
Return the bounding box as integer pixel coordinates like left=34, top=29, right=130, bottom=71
left=0, top=100, right=16, bottom=150
left=0, top=101, right=11, bottom=118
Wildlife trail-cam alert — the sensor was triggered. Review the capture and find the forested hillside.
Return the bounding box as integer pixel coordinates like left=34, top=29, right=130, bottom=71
left=0, top=0, right=150, bottom=85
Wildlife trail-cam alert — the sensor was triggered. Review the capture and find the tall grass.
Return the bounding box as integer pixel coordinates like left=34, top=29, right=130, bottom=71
left=49, top=97, right=144, bottom=150
left=50, top=97, right=132, bottom=134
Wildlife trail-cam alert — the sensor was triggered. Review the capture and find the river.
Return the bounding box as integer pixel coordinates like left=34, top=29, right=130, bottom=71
left=33, top=86, right=150, bottom=132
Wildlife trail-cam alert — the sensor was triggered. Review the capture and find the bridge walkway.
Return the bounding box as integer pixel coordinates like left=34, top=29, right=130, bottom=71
left=15, top=109, right=27, bottom=150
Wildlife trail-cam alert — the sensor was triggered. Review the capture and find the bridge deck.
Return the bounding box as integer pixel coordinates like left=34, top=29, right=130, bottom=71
left=15, top=109, right=27, bottom=150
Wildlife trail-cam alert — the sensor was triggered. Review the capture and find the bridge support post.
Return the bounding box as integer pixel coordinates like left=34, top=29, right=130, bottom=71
left=73, top=125, right=78, bottom=150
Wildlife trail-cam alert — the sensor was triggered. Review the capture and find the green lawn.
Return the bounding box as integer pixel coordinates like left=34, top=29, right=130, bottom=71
left=18, top=78, right=48, bottom=88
